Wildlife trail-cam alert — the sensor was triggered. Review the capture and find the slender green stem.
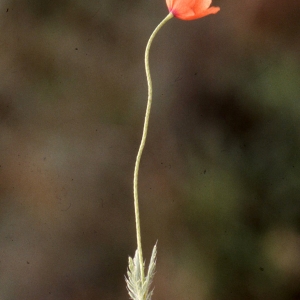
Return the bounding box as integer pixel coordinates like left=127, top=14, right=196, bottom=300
left=133, top=12, right=173, bottom=284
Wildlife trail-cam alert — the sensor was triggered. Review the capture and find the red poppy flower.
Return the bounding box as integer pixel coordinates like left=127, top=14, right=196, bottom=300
left=166, top=0, right=220, bottom=20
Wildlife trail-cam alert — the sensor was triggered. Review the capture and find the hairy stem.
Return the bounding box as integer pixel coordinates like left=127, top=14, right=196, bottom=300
left=133, top=12, right=173, bottom=284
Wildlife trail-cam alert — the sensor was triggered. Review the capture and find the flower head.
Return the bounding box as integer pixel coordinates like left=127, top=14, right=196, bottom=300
left=166, top=0, right=220, bottom=21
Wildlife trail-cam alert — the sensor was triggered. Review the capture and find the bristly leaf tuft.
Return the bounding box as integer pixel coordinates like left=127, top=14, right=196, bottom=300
left=125, top=243, right=157, bottom=300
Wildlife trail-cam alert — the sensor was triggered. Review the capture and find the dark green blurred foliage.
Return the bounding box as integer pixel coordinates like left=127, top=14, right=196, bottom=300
left=0, top=0, right=300, bottom=299
left=169, top=1, right=300, bottom=298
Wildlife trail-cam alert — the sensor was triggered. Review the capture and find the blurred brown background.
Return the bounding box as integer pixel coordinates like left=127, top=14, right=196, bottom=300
left=0, top=0, right=300, bottom=299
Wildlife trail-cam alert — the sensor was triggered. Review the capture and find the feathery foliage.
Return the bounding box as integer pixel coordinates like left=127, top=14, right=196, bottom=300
left=126, top=244, right=157, bottom=300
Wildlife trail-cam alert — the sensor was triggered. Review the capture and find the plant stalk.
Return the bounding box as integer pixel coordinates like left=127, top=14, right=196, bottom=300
left=133, top=12, right=173, bottom=284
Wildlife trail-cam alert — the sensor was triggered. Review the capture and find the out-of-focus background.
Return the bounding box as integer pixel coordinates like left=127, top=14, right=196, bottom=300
left=0, top=0, right=300, bottom=299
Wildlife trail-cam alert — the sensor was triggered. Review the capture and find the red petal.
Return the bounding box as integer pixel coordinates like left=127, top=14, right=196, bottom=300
left=166, top=0, right=220, bottom=21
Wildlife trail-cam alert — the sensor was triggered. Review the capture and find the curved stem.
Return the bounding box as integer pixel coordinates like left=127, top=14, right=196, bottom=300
left=133, top=12, right=173, bottom=284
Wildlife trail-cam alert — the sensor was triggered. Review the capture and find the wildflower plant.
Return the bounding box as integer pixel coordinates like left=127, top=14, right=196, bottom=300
left=126, top=1, right=220, bottom=299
